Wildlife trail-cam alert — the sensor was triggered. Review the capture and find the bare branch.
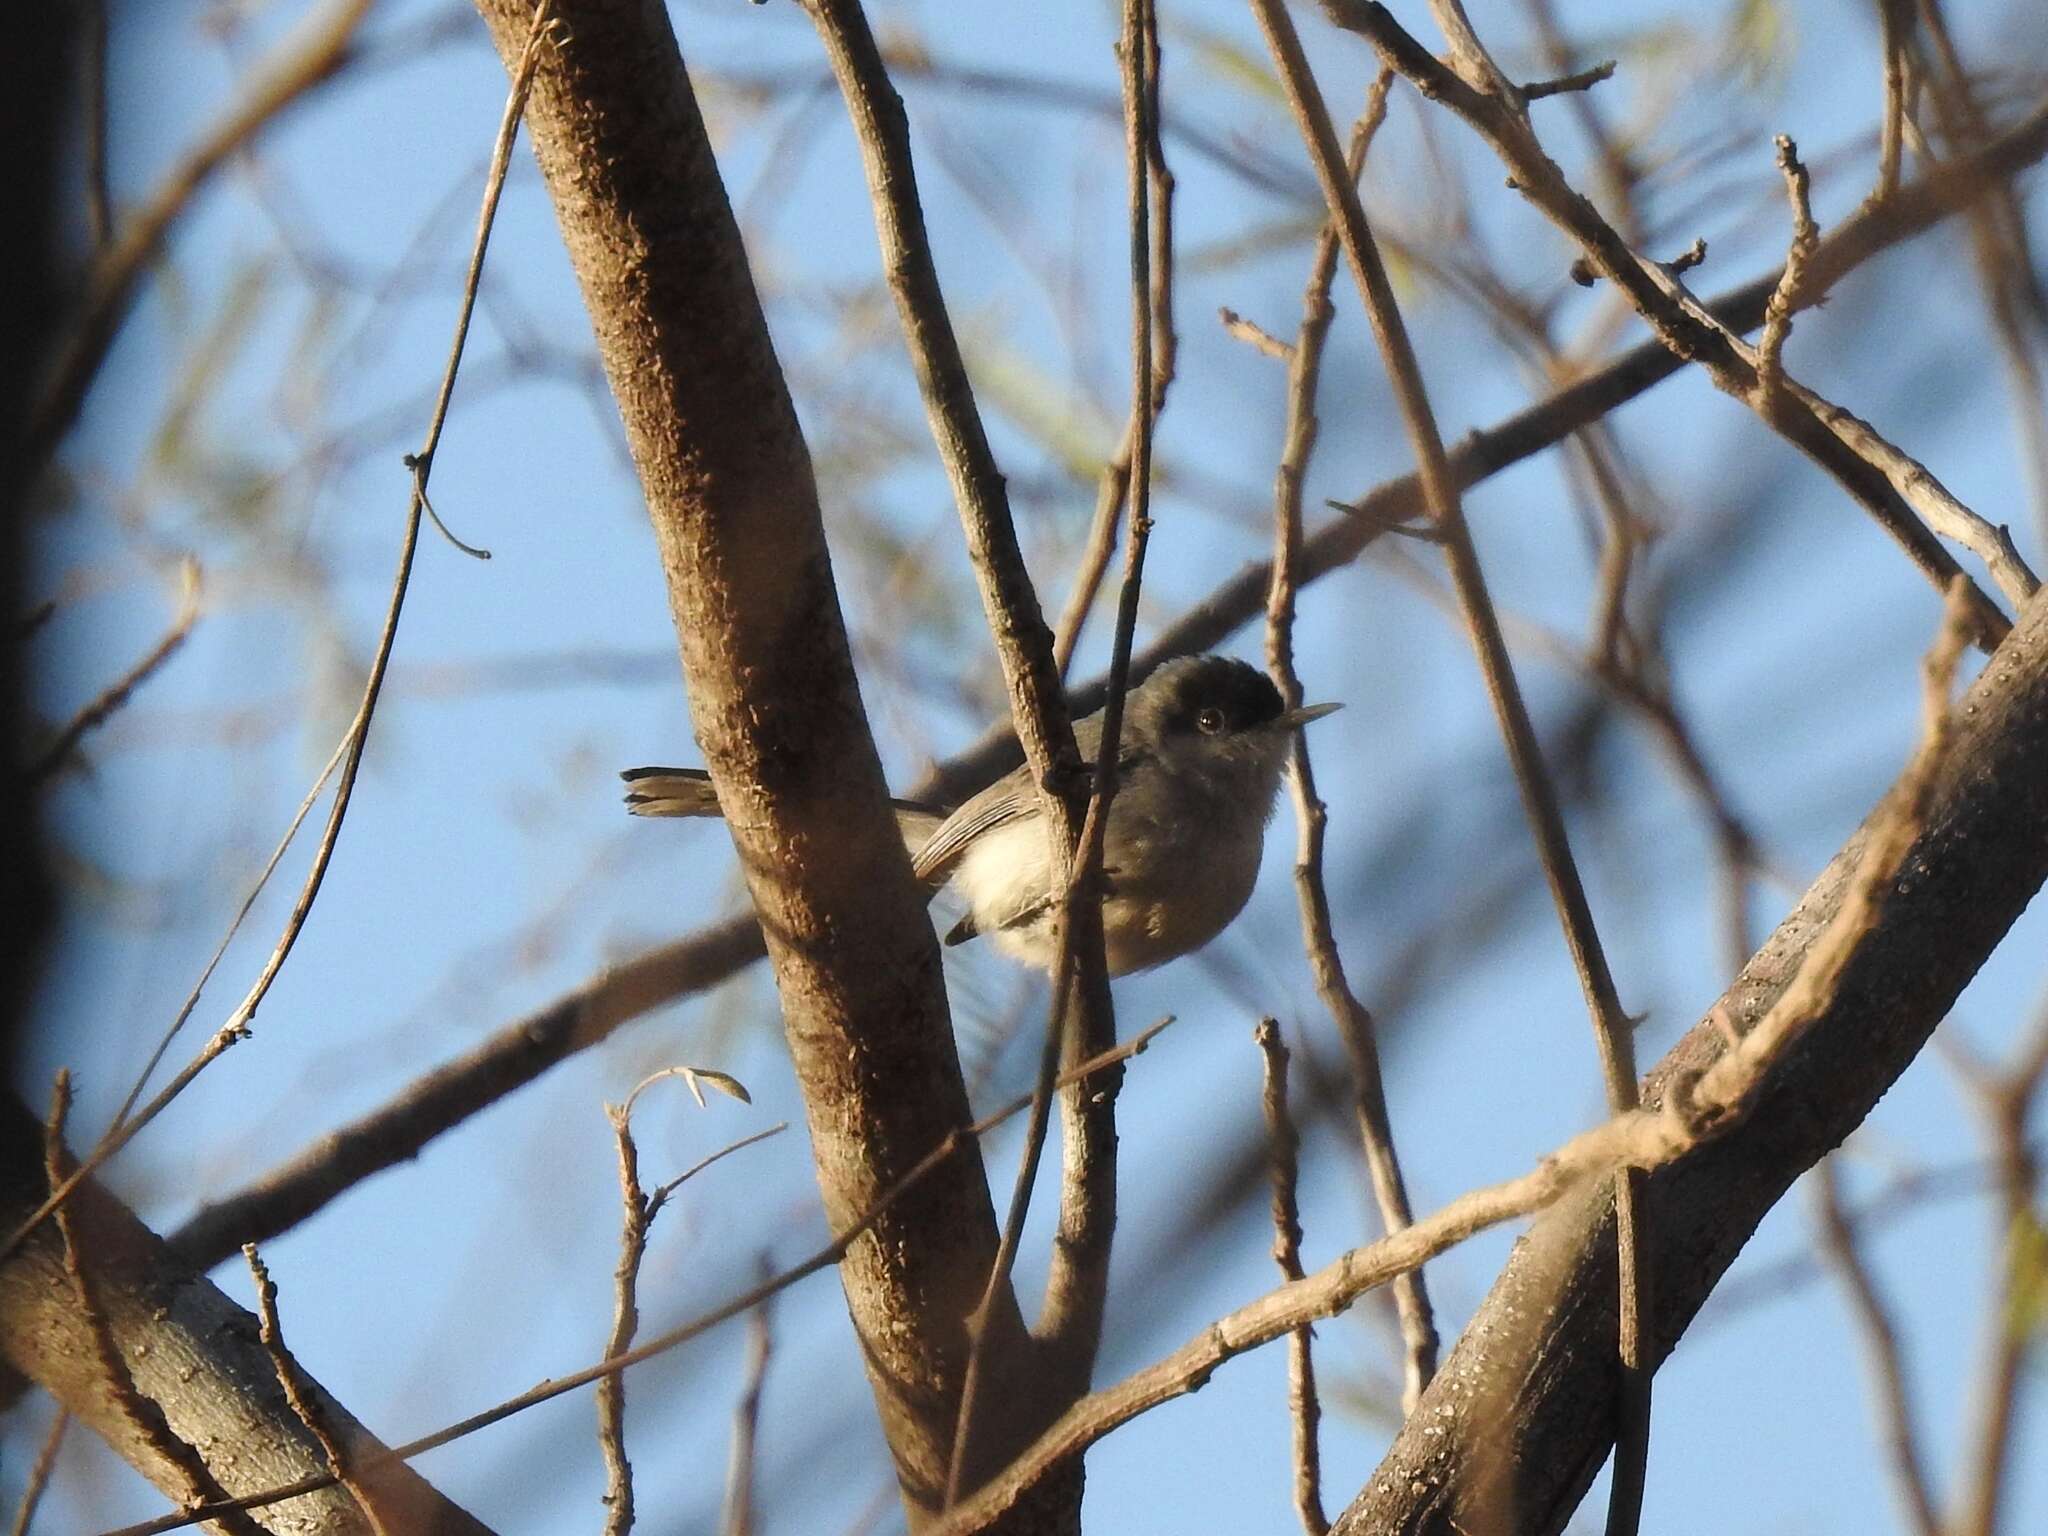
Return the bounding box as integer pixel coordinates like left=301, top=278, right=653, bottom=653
left=1246, top=5, right=1650, bottom=1521
left=1809, top=1161, right=1942, bottom=1536
left=1522, top=60, right=1615, bottom=102
left=1323, top=0, right=2033, bottom=636
left=44, top=1075, right=266, bottom=1536
left=596, top=1080, right=781, bottom=1536
left=596, top=1099, right=648, bottom=1536
left=1038, top=0, right=1171, bottom=1401
left=1, top=1093, right=494, bottom=1536
left=101, top=1025, right=1175, bottom=1536
left=29, top=558, right=199, bottom=786
left=247, top=1246, right=394, bottom=1536
left=1219, top=306, right=1295, bottom=361
left=1757, top=135, right=1818, bottom=397
left=1257, top=1022, right=1328, bottom=1536
left=1052, top=68, right=1178, bottom=678
left=1873, top=0, right=1915, bottom=199
left=1255, top=62, right=1435, bottom=1415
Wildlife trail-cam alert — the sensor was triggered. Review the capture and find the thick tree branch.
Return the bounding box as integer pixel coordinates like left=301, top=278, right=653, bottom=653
left=793, top=2, right=1115, bottom=1516
left=467, top=3, right=1018, bottom=1527
left=939, top=582, right=2048, bottom=1536
left=0, top=1095, right=492, bottom=1536
left=1330, top=582, right=2048, bottom=1532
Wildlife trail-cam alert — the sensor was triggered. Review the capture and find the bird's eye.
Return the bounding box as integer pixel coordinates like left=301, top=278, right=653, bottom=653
left=1196, top=706, right=1226, bottom=735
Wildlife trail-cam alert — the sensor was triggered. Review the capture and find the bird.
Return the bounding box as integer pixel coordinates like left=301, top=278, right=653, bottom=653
left=622, top=654, right=1338, bottom=976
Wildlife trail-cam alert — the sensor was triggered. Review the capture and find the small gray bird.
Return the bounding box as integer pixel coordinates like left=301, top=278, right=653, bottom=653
left=622, top=654, right=1338, bottom=976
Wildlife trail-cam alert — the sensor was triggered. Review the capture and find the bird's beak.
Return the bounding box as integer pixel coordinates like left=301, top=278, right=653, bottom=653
left=1273, top=700, right=1341, bottom=731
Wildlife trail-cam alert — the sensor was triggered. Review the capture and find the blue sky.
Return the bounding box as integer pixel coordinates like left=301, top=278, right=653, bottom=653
left=16, top=1, right=2047, bottom=1532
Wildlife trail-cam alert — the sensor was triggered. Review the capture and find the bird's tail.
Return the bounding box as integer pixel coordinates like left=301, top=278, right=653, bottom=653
left=621, top=766, right=722, bottom=818
left=621, top=767, right=950, bottom=859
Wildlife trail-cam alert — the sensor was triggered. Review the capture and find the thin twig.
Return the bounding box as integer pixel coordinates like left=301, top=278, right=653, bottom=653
left=7, top=1410, right=69, bottom=1536
left=1809, top=1160, right=1942, bottom=1536
left=1257, top=1022, right=1328, bottom=1536
left=951, top=0, right=1167, bottom=1494
left=1420, top=0, right=1516, bottom=97
left=1524, top=0, right=1641, bottom=245
left=1052, top=71, right=1177, bottom=678
left=106, top=728, right=351, bottom=1140
left=1323, top=0, right=2035, bottom=631
left=719, top=1259, right=775, bottom=1536
left=0, top=0, right=558, bottom=1271
left=1256, top=63, right=1436, bottom=1416
left=1757, top=135, right=1819, bottom=398
left=1247, top=4, right=1649, bottom=1521
left=1041, top=0, right=1170, bottom=1383
left=1050, top=468, right=1127, bottom=678
left=245, top=1245, right=392, bottom=1536
left=1219, top=307, right=1295, bottom=361
left=1873, top=0, right=1914, bottom=201
left=598, top=1084, right=782, bottom=1536
left=96, top=1022, right=1175, bottom=1536
left=1522, top=59, right=1615, bottom=101
left=28, top=558, right=201, bottom=785
left=597, top=1099, right=647, bottom=1536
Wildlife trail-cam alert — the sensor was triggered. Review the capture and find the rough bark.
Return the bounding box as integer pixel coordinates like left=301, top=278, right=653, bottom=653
left=466, top=3, right=1040, bottom=1527
left=1335, top=586, right=2048, bottom=1534
left=0, top=1096, right=495, bottom=1536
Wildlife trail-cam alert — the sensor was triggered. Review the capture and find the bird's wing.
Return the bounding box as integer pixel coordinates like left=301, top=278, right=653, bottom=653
left=910, top=778, right=1038, bottom=882
left=910, top=730, right=1160, bottom=884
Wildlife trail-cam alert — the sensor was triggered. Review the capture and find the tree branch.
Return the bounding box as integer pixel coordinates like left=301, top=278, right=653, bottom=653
left=1331, top=580, right=2048, bottom=1532
left=1321, top=0, right=2032, bottom=644
left=1247, top=4, right=1650, bottom=1518
left=0, top=1094, right=493, bottom=1536
left=1258, top=67, right=1438, bottom=1416
left=468, top=2, right=1017, bottom=1526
